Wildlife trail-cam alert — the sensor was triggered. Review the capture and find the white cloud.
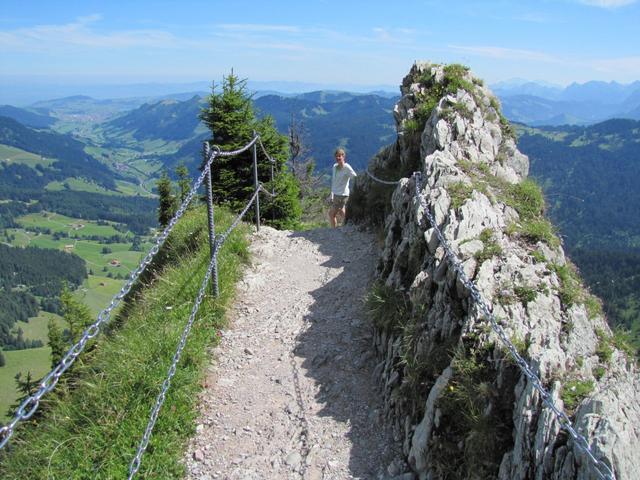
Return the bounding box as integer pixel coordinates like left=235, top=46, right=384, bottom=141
left=589, top=56, right=640, bottom=75
left=0, top=15, right=179, bottom=51
left=577, top=0, right=637, bottom=8
left=371, top=27, right=416, bottom=44
left=216, top=24, right=301, bottom=33
left=448, top=45, right=560, bottom=63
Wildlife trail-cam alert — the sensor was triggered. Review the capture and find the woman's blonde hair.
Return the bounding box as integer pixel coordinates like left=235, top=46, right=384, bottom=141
left=334, top=147, right=346, bottom=156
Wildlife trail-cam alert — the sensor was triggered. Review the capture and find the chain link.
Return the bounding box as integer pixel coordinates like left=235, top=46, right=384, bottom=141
left=216, top=188, right=261, bottom=247
left=411, top=171, right=616, bottom=480
left=258, top=183, right=277, bottom=198
left=211, top=134, right=259, bottom=157
left=364, top=168, right=402, bottom=185
left=257, top=136, right=277, bottom=164
left=128, top=252, right=218, bottom=479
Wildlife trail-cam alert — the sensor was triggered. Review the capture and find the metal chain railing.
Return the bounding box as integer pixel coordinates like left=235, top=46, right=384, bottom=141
left=128, top=251, right=218, bottom=479
left=257, top=136, right=277, bottom=165
left=211, top=135, right=259, bottom=157
left=364, top=168, right=402, bottom=185
left=363, top=168, right=616, bottom=480
left=216, top=188, right=261, bottom=247
left=0, top=142, right=222, bottom=450
left=1, top=133, right=280, bottom=480
left=128, top=137, right=278, bottom=477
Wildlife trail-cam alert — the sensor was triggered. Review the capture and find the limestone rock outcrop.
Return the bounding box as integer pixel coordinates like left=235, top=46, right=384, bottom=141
left=350, top=62, right=640, bottom=479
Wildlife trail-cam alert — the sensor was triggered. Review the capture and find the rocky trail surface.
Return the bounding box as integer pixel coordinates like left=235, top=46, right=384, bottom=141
left=183, top=225, right=407, bottom=480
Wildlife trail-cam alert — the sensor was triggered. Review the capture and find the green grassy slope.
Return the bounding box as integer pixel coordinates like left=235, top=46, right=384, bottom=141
left=0, top=205, right=250, bottom=478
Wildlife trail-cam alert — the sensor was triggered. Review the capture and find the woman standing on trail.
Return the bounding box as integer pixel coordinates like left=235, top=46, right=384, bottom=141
left=328, top=147, right=357, bottom=228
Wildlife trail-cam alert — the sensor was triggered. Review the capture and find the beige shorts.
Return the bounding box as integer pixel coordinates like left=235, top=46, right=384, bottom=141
left=330, top=195, right=348, bottom=209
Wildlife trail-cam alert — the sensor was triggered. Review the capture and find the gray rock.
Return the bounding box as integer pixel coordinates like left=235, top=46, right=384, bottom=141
left=359, top=61, right=640, bottom=480
left=285, top=451, right=302, bottom=469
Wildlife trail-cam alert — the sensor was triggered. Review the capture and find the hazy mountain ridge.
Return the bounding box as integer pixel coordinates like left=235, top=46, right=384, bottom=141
left=99, top=91, right=400, bottom=175
left=494, top=80, right=640, bottom=125
left=103, top=95, right=207, bottom=142
left=0, top=105, right=56, bottom=128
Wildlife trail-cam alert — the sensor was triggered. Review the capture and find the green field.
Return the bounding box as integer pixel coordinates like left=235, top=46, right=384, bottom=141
left=0, top=347, right=52, bottom=421
left=77, top=275, right=127, bottom=316
left=115, top=179, right=154, bottom=196
left=2, top=207, right=151, bottom=422
left=17, top=212, right=127, bottom=238
left=13, top=313, right=66, bottom=345
left=0, top=144, right=55, bottom=168
left=45, top=178, right=118, bottom=195
left=4, top=228, right=32, bottom=247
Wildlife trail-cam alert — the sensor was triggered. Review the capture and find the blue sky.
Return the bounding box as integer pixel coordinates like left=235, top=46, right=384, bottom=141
left=1, top=0, right=639, bottom=90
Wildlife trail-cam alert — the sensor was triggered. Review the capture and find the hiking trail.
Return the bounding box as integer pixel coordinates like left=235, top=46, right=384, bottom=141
left=183, top=225, right=406, bottom=480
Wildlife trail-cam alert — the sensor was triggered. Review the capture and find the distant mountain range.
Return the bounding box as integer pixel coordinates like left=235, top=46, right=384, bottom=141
left=94, top=91, right=399, bottom=175
left=493, top=79, right=640, bottom=126
left=0, top=78, right=398, bottom=106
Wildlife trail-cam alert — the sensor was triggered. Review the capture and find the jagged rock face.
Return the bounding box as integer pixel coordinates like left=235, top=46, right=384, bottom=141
left=354, top=62, right=640, bottom=480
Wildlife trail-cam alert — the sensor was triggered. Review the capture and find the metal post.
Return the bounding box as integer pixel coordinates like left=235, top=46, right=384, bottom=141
left=271, top=160, right=275, bottom=223
left=204, top=143, right=219, bottom=297
left=253, top=132, right=260, bottom=232
left=211, top=238, right=220, bottom=298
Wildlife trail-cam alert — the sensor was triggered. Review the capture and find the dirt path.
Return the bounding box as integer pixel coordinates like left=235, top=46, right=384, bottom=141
left=183, top=225, right=405, bottom=480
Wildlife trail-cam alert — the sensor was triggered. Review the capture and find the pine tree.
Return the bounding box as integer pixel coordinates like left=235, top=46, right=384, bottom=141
left=8, top=371, right=39, bottom=417
left=47, top=318, right=65, bottom=368
left=157, top=170, right=177, bottom=227
left=199, top=72, right=301, bottom=228
left=60, top=285, right=92, bottom=344
left=175, top=162, right=191, bottom=205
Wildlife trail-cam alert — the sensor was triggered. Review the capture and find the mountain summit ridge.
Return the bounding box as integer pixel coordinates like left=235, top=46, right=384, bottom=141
left=350, top=61, right=639, bottom=479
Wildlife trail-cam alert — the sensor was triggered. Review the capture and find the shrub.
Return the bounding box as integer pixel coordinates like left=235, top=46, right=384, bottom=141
left=514, top=285, right=537, bottom=306
left=595, top=328, right=613, bottom=364
left=505, top=179, right=545, bottom=221
left=365, top=282, right=410, bottom=333
left=561, top=379, right=594, bottom=414
left=448, top=182, right=474, bottom=210
left=475, top=228, right=502, bottom=263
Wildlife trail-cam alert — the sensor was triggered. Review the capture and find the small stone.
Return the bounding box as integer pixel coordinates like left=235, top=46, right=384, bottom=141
left=193, top=449, right=205, bottom=462
left=285, top=451, right=302, bottom=468
left=244, top=347, right=254, bottom=355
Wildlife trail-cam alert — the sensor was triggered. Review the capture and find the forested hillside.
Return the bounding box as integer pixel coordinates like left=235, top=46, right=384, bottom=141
left=518, top=119, right=640, bottom=248
left=103, top=96, right=206, bottom=142
left=0, top=244, right=86, bottom=349
left=0, top=116, right=117, bottom=190
left=0, top=105, right=56, bottom=128
left=254, top=92, right=398, bottom=170
left=0, top=191, right=157, bottom=235
left=517, top=119, right=640, bottom=351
